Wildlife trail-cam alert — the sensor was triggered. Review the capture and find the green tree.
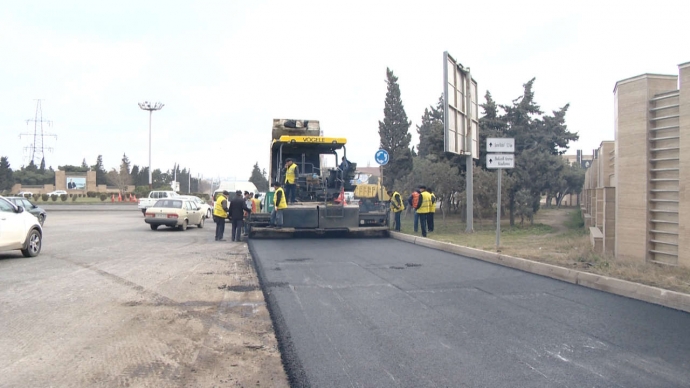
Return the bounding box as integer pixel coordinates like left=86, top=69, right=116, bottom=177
left=416, top=96, right=445, bottom=158
left=397, top=156, right=464, bottom=219
left=92, top=155, right=107, bottom=185
left=478, top=91, right=507, bottom=168
left=492, top=78, right=578, bottom=225
left=57, top=165, right=89, bottom=173
left=378, top=68, right=413, bottom=188
left=81, top=158, right=89, bottom=169
left=120, top=153, right=131, bottom=176
left=249, top=162, right=269, bottom=192
left=39, top=157, right=46, bottom=173
left=130, top=165, right=140, bottom=184
left=545, top=160, right=586, bottom=208
left=0, top=156, right=14, bottom=191
left=25, top=160, right=38, bottom=172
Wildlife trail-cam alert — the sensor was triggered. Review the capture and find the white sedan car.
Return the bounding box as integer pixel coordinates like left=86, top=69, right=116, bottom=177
left=144, top=198, right=206, bottom=231
left=47, top=190, right=68, bottom=196
left=179, top=195, right=212, bottom=219
left=0, top=196, right=43, bottom=257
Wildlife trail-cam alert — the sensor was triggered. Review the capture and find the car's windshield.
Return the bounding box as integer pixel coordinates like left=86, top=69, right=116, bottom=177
left=153, top=200, right=183, bottom=208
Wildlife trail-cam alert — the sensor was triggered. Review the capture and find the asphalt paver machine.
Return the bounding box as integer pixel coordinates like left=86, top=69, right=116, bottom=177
left=249, top=119, right=389, bottom=238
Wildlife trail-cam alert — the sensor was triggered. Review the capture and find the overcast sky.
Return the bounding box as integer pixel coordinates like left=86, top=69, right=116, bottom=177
left=1, top=0, right=689, bottom=182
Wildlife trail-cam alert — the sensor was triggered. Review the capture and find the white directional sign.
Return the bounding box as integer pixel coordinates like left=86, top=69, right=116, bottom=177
left=487, top=154, right=515, bottom=169
left=487, top=138, right=515, bottom=153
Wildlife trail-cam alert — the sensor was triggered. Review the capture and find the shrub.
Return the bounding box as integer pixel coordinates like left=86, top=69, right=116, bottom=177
left=100, top=194, right=107, bottom=201
left=72, top=195, right=78, bottom=202
left=42, top=194, right=49, bottom=201
left=60, top=194, right=68, bottom=201
left=51, top=194, right=58, bottom=202
left=87, top=191, right=97, bottom=198
left=33, top=193, right=40, bottom=201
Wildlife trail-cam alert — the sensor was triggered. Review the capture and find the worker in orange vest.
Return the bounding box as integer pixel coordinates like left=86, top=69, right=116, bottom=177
left=407, top=188, right=421, bottom=233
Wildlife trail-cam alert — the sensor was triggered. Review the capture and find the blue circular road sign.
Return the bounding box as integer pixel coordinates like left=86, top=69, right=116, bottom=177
left=375, top=149, right=389, bottom=166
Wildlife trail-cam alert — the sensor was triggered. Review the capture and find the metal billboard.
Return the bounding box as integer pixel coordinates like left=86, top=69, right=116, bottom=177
left=443, top=51, right=479, bottom=159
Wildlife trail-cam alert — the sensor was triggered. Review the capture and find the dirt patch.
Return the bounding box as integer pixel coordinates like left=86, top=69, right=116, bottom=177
left=218, top=284, right=261, bottom=292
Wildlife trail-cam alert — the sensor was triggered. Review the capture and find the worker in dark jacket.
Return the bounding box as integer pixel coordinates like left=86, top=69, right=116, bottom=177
left=229, top=190, right=252, bottom=242
left=213, top=191, right=230, bottom=241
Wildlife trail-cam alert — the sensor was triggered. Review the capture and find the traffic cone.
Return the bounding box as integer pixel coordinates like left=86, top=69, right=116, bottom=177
left=335, top=187, right=344, bottom=204
left=111, top=194, right=115, bottom=202
left=118, top=192, right=122, bottom=202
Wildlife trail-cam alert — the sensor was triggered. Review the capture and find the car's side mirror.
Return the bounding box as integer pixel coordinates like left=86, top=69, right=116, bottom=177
left=16, top=206, right=24, bottom=214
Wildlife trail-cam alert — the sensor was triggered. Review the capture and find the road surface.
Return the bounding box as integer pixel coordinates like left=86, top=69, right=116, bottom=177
left=0, top=212, right=287, bottom=387
left=250, top=238, right=690, bottom=388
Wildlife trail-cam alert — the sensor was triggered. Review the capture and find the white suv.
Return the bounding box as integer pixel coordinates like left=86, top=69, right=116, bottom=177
left=0, top=196, right=43, bottom=257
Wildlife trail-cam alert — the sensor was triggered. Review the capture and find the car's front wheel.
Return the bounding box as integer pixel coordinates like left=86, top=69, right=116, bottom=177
left=207, top=209, right=212, bottom=219
left=197, top=217, right=204, bottom=228
left=21, top=229, right=42, bottom=257
left=179, top=220, right=188, bottom=231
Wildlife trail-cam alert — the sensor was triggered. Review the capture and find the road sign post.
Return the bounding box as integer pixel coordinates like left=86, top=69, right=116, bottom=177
left=375, top=149, right=389, bottom=203
left=486, top=138, right=514, bottom=251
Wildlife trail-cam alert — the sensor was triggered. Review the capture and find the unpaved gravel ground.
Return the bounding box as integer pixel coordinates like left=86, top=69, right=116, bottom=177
left=0, top=212, right=288, bottom=388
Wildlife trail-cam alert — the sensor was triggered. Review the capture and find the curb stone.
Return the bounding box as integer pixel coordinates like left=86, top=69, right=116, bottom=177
left=390, top=231, right=690, bottom=314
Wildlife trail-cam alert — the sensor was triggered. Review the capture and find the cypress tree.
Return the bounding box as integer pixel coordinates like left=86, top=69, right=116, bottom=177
left=378, top=68, right=413, bottom=189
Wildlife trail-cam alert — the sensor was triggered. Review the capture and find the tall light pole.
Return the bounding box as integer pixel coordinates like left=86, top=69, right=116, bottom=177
left=138, top=101, right=164, bottom=189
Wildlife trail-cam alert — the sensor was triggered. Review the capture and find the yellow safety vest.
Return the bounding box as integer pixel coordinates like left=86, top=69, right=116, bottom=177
left=430, top=193, right=436, bottom=213
left=417, top=191, right=433, bottom=214
left=285, top=164, right=297, bottom=184
left=213, top=195, right=228, bottom=218
left=274, top=187, right=288, bottom=209
left=390, top=192, right=405, bottom=213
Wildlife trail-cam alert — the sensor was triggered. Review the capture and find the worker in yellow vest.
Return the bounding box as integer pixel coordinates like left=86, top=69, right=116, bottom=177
left=387, top=189, right=405, bottom=231
left=284, top=159, right=298, bottom=204
left=270, top=182, right=288, bottom=228
left=415, top=185, right=433, bottom=237
left=213, top=190, right=230, bottom=241
left=428, top=188, right=436, bottom=232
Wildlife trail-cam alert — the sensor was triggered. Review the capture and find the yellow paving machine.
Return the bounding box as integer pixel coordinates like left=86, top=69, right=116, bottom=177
left=248, top=119, right=389, bottom=238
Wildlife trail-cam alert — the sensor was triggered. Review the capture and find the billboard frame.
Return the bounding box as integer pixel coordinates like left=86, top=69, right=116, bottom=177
left=443, top=51, right=479, bottom=159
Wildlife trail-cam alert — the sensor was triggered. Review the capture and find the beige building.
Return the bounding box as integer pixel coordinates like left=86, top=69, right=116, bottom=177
left=583, top=61, right=690, bottom=268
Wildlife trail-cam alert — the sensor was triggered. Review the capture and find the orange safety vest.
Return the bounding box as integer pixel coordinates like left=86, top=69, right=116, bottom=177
left=411, top=191, right=420, bottom=209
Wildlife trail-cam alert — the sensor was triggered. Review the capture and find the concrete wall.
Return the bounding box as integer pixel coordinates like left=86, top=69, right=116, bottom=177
left=603, top=187, right=616, bottom=255
left=597, top=142, right=614, bottom=188
left=614, top=74, right=678, bottom=263
left=679, top=63, right=690, bottom=267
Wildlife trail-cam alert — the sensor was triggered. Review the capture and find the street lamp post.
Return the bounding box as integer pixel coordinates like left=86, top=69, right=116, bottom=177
left=138, top=101, right=164, bottom=189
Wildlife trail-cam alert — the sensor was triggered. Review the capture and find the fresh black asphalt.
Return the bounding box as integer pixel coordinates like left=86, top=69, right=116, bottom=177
left=249, top=238, right=690, bottom=388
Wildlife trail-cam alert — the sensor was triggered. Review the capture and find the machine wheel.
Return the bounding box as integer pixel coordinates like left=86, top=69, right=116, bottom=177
left=197, top=217, right=204, bottom=228
left=150, top=224, right=159, bottom=230
left=21, top=229, right=42, bottom=257
left=207, top=209, right=212, bottom=219
left=179, top=220, right=188, bottom=231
